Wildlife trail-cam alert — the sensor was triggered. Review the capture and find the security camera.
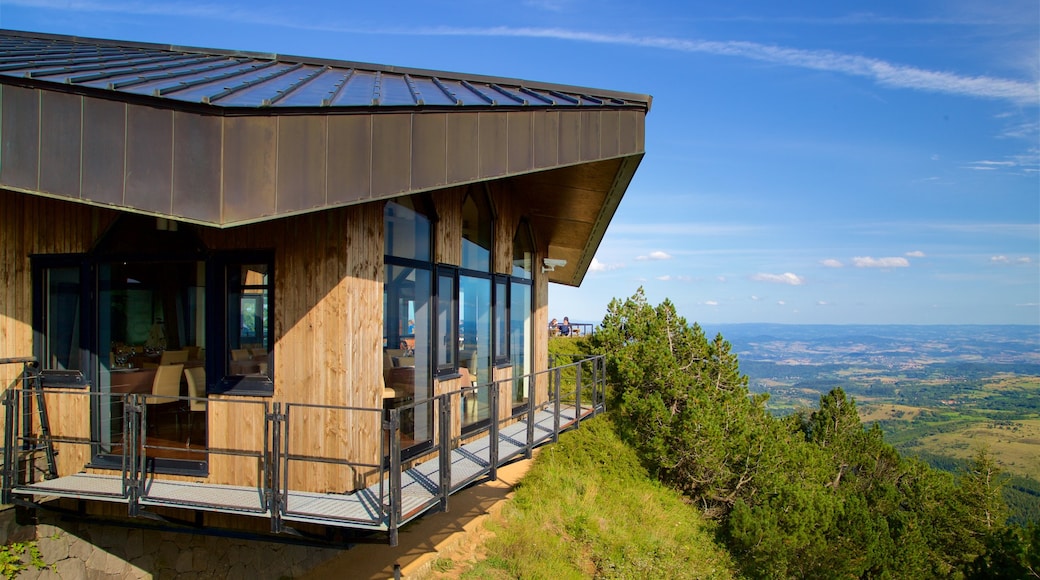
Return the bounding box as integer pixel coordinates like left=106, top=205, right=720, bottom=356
left=542, top=258, right=568, bottom=272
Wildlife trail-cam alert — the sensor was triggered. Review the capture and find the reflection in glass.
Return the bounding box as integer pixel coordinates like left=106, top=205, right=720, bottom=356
left=384, top=265, right=432, bottom=449
left=98, top=260, right=206, bottom=460
left=511, top=282, right=531, bottom=407
left=460, top=275, right=491, bottom=428
left=461, top=191, right=491, bottom=272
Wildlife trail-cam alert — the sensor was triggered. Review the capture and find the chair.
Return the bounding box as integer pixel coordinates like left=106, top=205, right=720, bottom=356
left=159, top=349, right=189, bottom=365
left=183, top=367, right=207, bottom=447
left=146, top=363, right=184, bottom=436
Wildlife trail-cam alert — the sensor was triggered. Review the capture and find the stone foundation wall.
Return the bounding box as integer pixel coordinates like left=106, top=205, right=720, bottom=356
left=7, top=510, right=348, bottom=580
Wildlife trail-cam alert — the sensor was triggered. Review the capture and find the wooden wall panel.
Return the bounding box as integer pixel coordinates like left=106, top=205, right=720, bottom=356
left=533, top=245, right=550, bottom=407
left=432, top=186, right=464, bottom=266
left=490, top=182, right=521, bottom=276
left=201, top=203, right=385, bottom=493
left=0, top=190, right=116, bottom=478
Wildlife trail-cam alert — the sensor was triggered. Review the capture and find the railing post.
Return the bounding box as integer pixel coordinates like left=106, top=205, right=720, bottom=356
left=525, top=377, right=535, bottom=459
left=574, top=363, right=583, bottom=429
left=386, top=408, right=402, bottom=547
left=488, top=383, right=499, bottom=481
left=126, top=394, right=143, bottom=517
left=20, top=361, right=35, bottom=452
left=553, top=367, right=561, bottom=443
left=268, top=402, right=283, bottom=534
left=438, top=395, right=451, bottom=512
left=2, top=389, right=17, bottom=504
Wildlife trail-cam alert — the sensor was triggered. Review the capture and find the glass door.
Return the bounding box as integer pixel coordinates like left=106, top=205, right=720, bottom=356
left=98, top=260, right=207, bottom=470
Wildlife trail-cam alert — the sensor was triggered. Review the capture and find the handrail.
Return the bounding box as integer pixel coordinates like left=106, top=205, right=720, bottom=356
left=1, top=354, right=607, bottom=545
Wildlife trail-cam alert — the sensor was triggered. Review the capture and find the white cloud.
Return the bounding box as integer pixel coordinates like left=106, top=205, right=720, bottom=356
left=588, top=257, right=624, bottom=272
left=906, top=250, right=926, bottom=258
left=817, top=300, right=829, bottom=306
left=821, top=259, right=844, bottom=268
left=636, top=251, right=672, bottom=261
left=1017, top=257, right=1033, bottom=264
left=777, top=300, right=786, bottom=306
left=704, top=300, right=719, bottom=306
left=717, top=276, right=727, bottom=282
left=990, top=255, right=1010, bottom=263
left=656, top=275, right=671, bottom=281
left=752, top=272, right=806, bottom=285
left=853, top=256, right=910, bottom=268
left=750, top=295, right=761, bottom=301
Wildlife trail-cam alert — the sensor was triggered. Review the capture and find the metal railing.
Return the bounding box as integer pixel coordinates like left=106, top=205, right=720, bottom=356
left=2, top=355, right=607, bottom=545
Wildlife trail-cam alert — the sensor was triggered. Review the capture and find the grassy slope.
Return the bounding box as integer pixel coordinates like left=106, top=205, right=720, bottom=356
left=457, top=415, right=736, bottom=579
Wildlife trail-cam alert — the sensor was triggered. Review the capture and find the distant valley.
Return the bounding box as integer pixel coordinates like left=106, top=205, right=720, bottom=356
left=705, top=323, right=1040, bottom=523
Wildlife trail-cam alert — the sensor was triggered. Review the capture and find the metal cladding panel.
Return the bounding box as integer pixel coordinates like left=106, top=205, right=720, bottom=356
left=532, top=111, right=560, bottom=170
left=172, top=111, right=222, bottom=223
left=326, top=114, right=372, bottom=205
left=276, top=115, right=327, bottom=213
left=580, top=111, right=601, bottom=162
left=0, top=85, right=40, bottom=190
left=411, top=113, right=447, bottom=191
left=599, top=110, right=620, bottom=159
left=619, top=110, right=644, bottom=156
left=125, top=105, right=173, bottom=214
left=507, top=112, right=533, bottom=175
left=223, top=116, right=277, bottom=223
left=39, top=90, right=82, bottom=198
left=81, top=97, right=126, bottom=206
left=371, top=114, right=411, bottom=197
left=445, top=114, right=479, bottom=184
left=478, top=112, right=507, bottom=179
left=557, top=111, right=580, bottom=166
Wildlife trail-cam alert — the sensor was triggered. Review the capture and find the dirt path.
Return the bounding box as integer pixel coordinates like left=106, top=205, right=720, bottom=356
left=299, top=452, right=536, bottom=579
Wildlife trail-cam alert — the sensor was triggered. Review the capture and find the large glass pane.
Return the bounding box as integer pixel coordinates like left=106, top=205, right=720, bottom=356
left=493, top=279, right=508, bottom=364
left=98, top=260, right=206, bottom=462
left=460, top=275, right=491, bottom=428
left=512, top=222, right=534, bottom=279
left=41, top=266, right=84, bottom=371
left=385, top=199, right=431, bottom=261
left=511, top=282, right=531, bottom=408
left=461, top=192, right=491, bottom=272
left=227, top=264, right=270, bottom=378
left=384, top=265, right=432, bottom=449
left=435, top=271, right=456, bottom=373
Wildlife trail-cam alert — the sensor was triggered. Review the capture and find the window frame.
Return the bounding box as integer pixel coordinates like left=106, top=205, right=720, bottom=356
left=434, top=265, right=459, bottom=377
left=493, top=275, right=510, bottom=366
left=208, top=251, right=275, bottom=396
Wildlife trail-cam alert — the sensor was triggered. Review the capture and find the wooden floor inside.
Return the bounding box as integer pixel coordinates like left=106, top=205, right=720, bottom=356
left=13, top=404, right=592, bottom=532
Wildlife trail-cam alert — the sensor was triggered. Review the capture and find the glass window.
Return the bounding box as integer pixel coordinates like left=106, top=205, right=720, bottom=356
left=435, top=269, right=457, bottom=375
left=511, top=281, right=532, bottom=408
left=39, top=265, right=85, bottom=372
left=493, top=278, right=509, bottom=365
left=461, top=190, right=492, bottom=272
left=460, top=274, right=491, bottom=428
left=385, top=199, right=431, bottom=261
left=219, top=257, right=273, bottom=394
left=384, top=264, right=432, bottom=448
left=512, top=221, right=534, bottom=279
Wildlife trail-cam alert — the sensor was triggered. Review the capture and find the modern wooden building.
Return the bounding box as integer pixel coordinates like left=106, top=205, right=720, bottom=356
left=0, top=30, right=649, bottom=543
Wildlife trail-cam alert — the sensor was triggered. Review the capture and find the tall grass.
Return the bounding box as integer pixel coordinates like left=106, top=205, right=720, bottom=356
left=460, top=416, right=735, bottom=579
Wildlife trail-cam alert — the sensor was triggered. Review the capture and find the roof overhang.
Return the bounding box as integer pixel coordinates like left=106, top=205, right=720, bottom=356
left=0, top=30, right=650, bottom=286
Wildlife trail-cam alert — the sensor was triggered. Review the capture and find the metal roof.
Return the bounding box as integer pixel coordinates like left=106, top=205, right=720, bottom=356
left=0, top=29, right=651, bottom=112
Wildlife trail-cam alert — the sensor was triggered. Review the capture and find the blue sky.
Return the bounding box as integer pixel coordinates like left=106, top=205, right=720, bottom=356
left=2, top=0, right=1037, bottom=326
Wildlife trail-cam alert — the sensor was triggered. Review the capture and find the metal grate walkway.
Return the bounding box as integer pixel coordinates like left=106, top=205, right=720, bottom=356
left=13, top=405, right=589, bottom=533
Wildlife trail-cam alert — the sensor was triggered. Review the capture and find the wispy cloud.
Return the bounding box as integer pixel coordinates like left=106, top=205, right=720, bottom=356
left=636, top=251, right=672, bottom=261
left=588, top=257, right=624, bottom=272
left=10, top=0, right=1036, bottom=104
left=704, top=300, right=719, bottom=306
left=752, top=272, right=805, bottom=285
left=906, top=250, right=926, bottom=258
left=821, top=259, right=844, bottom=268
left=991, top=255, right=1035, bottom=265
left=853, top=256, right=910, bottom=268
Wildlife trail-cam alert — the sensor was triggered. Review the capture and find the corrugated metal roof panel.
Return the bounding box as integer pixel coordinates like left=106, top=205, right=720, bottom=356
left=0, top=29, right=651, bottom=112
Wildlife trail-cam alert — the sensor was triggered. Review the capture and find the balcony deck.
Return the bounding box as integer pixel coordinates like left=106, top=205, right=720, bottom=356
left=11, top=405, right=589, bottom=533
